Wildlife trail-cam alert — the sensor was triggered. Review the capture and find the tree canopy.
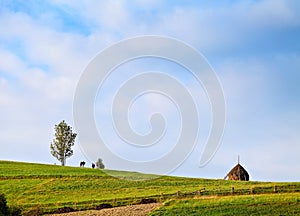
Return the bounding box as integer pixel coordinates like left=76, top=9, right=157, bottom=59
left=96, top=158, right=105, bottom=169
left=50, top=120, right=77, bottom=166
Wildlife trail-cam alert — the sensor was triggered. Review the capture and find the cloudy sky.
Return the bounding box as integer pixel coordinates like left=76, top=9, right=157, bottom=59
left=0, top=0, right=299, bottom=182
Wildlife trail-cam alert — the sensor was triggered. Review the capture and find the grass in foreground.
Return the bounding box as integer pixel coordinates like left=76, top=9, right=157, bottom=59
left=0, top=160, right=300, bottom=214
left=150, top=193, right=300, bottom=215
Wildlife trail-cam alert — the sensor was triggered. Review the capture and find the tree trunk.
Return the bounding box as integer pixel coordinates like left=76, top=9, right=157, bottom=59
left=61, top=157, right=65, bottom=166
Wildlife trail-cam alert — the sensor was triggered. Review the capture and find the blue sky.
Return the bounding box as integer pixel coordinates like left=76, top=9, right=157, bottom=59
left=0, top=0, right=300, bottom=181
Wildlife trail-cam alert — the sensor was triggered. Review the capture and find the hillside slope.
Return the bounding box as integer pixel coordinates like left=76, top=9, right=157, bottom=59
left=0, top=160, right=299, bottom=214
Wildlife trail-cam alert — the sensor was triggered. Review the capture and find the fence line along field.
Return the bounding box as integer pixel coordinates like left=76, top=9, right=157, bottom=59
left=1, top=160, right=300, bottom=215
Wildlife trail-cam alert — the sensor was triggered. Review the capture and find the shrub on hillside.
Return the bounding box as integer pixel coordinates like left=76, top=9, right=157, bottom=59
left=95, top=203, right=113, bottom=210
left=56, top=206, right=74, bottom=213
left=22, top=206, right=43, bottom=216
left=139, top=198, right=157, bottom=204
left=0, top=193, right=9, bottom=216
left=96, top=158, right=105, bottom=169
left=0, top=193, right=21, bottom=216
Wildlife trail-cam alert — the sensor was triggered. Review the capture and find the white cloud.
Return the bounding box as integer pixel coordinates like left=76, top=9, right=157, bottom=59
left=0, top=49, right=27, bottom=79
left=206, top=55, right=300, bottom=181
left=0, top=9, right=87, bottom=163
left=0, top=1, right=299, bottom=180
left=152, top=0, right=300, bottom=52
left=46, top=1, right=131, bottom=32
left=243, top=0, right=299, bottom=27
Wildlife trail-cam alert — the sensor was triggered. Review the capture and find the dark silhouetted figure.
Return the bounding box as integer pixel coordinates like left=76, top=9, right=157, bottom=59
left=80, top=161, right=85, bottom=167
left=92, top=163, right=95, bottom=169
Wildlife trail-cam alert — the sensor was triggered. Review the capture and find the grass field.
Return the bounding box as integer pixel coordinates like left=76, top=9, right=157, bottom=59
left=150, top=193, right=300, bottom=215
left=1, top=160, right=300, bottom=215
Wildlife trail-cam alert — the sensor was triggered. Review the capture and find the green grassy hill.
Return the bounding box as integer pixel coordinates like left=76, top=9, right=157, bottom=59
left=150, top=193, right=300, bottom=215
left=0, top=160, right=299, bottom=215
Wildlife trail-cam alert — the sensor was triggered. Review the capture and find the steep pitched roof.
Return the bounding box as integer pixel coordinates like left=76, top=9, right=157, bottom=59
left=225, top=163, right=249, bottom=181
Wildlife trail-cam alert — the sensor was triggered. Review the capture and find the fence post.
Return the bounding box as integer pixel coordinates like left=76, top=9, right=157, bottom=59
left=274, top=185, right=277, bottom=193
left=160, top=192, right=164, bottom=202
left=199, top=187, right=205, bottom=195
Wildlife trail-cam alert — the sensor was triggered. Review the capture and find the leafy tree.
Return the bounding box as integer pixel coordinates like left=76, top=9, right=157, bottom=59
left=50, top=120, right=77, bottom=166
left=96, top=158, right=105, bottom=169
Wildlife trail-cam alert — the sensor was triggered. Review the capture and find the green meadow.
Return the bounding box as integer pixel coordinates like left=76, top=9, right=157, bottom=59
left=150, top=193, right=300, bottom=215
left=0, top=160, right=299, bottom=215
